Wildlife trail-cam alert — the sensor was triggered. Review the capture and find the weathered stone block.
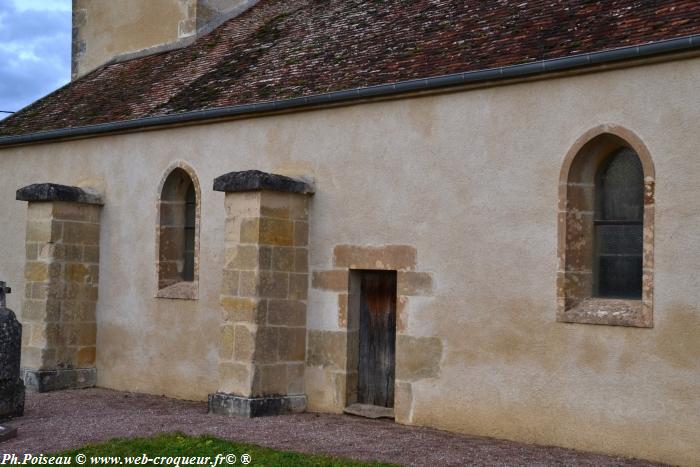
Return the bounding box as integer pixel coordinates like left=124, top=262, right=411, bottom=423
left=260, top=191, right=309, bottom=220
left=338, top=293, right=348, bottom=327
left=226, top=245, right=259, bottom=270
left=218, top=325, right=235, bottom=360
left=29, top=323, right=60, bottom=348
left=208, top=393, right=307, bottom=418
left=239, top=218, right=260, bottom=244
left=19, top=347, right=40, bottom=370
left=64, top=244, right=84, bottom=262
left=395, top=335, right=442, bottom=381
left=307, top=331, right=347, bottom=370
left=221, top=296, right=263, bottom=323
left=26, top=220, right=58, bottom=243
left=333, top=244, right=417, bottom=271
left=258, top=271, right=289, bottom=299
left=305, top=366, right=341, bottom=413
left=25, top=243, right=38, bottom=261
left=233, top=324, right=256, bottom=361
left=83, top=245, right=100, bottom=264
left=61, top=300, right=96, bottom=322
left=24, top=262, right=49, bottom=282
left=277, top=327, right=306, bottom=362
left=286, top=362, right=305, bottom=394
left=23, top=368, right=96, bottom=392
left=270, top=247, right=295, bottom=272
left=293, top=248, right=308, bottom=272
left=311, top=270, right=348, bottom=291
left=38, top=243, right=61, bottom=261
left=254, top=326, right=279, bottom=363
left=52, top=202, right=101, bottom=223
left=397, top=271, right=434, bottom=296
left=238, top=271, right=257, bottom=297
left=259, top=218, right=294, bottom=246
left=218, top=362, right=252, bottom=395
left=224, top=193, right=262, bottom=218
left=221, top=269, right=239, bottom=296
left=394, top=381, right=413, bottom=424
left=63, top=222, right=100, bottom=245
left=22, top=300, right=59, bottom=322
left=254, top=363, right=288, bottom=395
left=26, top=202, right=53, bottom=219
left=76, top=346, right=96, bottom=366
left=258, top=246, right=272, bottom=270
left=288, top=273, right=308, bottom=300
left=66, top=263, right=92, bottom=283
left=293, top=221, right=309, bottom=247
left=267, top=300, right=306, bottom=327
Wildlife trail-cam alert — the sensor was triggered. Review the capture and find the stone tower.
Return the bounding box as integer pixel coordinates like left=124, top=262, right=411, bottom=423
left=71, top=0, right=259, bottom=79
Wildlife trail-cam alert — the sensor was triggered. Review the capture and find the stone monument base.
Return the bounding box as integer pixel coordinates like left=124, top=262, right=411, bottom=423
left=0, top=425, right=17, bottom=443
left=0, top=379, right=24, bottom=420
left=208, top=393, right=306, bottom=417
left=23, top=368, right=96, bottom=393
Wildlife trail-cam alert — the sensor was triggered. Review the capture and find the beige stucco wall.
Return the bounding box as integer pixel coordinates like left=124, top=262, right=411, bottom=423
left=1, top=56, right=699, bottom=464
left=73, top=0, right=196, bottom=78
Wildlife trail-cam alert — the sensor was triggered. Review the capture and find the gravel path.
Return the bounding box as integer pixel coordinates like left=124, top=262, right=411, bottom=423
left=1, top=389, right=662, bottom=466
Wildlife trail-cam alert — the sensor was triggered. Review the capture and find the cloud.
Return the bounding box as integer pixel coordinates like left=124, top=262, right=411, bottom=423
left=0, top=1, right=70, bottom=119
left=13, top=0, right=70, bottom=13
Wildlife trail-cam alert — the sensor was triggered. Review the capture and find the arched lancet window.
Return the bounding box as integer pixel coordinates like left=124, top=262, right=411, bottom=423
left=594, top=148, right=644, bottom=299
left=557, top=126, right=654, bottom=328
left=157, top=164, right=200, bottom=299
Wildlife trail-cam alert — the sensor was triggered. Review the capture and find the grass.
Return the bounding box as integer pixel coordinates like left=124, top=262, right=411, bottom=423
left=56, top=433, right=394, bottom=467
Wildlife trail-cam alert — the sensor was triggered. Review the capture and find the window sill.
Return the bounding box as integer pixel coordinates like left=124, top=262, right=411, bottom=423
left=156, top=281, right=198, bottom=300
left=558, top=297, right=652, bottom=328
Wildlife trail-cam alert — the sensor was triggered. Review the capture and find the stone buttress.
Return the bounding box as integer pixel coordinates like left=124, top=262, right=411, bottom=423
left=208, top=171, right=313, bottom=417
left=16, top=183, right=103, bottom=392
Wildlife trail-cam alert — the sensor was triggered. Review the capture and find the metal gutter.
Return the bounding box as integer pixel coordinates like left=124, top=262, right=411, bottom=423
left=2, top=33, right=700, bottom=147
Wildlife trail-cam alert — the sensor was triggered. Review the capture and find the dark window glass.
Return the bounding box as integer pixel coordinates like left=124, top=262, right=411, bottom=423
left=183, top=182, right=196, bottom=281
left=594, top=148, right=644, bottom=298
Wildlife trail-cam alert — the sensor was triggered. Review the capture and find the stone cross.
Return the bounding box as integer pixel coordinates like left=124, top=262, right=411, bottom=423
left=0, top=281, right=9, bottom=309
left=0, top=281, right=24, bottom=436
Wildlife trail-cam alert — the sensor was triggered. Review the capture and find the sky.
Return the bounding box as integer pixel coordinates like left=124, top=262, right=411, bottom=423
left=0, top=0, right=71, bottom=119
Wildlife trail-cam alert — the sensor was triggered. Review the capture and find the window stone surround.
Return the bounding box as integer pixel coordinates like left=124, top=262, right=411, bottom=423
left=155, top=161, right=201, bottom=300
left=557, top=125, right=655, bottom=328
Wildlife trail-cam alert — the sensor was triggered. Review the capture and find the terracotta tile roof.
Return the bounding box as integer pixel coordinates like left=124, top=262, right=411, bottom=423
left=2, top=0, right=700, bottom=137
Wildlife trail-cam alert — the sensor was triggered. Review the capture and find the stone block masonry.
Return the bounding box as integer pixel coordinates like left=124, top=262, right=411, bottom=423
left=209, top=171, right=313, bottom=417
left=16, top=184, right=103, bottom=392
left=309, top=244, right=441, bottom=424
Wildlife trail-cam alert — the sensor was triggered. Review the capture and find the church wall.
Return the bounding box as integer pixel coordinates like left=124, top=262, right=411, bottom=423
left=72, top=0, right=196, bottom=79
left=1, top=56, right=699, bottom=464
left=71, top=0, right=259, bottom=79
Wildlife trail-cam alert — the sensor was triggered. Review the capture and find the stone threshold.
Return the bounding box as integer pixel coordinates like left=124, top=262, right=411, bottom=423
left=343, top=403, right=395, bottom=420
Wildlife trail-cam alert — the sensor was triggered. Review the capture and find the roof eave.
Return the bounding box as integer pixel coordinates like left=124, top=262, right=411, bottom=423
left=1, top=33, right=699, bottom=148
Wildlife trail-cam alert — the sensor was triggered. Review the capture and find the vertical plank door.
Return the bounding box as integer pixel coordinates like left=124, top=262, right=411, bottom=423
left=358, top=270, right=397, bottom=407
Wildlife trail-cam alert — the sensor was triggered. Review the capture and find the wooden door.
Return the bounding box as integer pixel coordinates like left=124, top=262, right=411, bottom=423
left=358, top=270, right=396, bottom=407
